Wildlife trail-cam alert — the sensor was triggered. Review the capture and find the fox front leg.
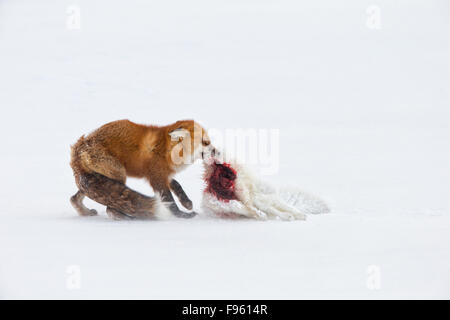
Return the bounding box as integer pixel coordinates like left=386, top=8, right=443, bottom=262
left=149, top=175, right=197, bottom=219
left=170, top=179, right=193, bottom=210
left=160, top=188, right=197, bottom=219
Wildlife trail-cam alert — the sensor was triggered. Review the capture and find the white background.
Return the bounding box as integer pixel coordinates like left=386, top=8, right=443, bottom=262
left=0, top=0, right=449, bottom=299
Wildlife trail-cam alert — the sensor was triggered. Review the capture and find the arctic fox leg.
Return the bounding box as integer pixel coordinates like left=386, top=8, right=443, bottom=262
left=271, top=198, right=306, bottom=220
left=265, top=206, right=295, bottom=221
left=201, top=193, right=267, bottom=220
left=253, top=198, right=299, bottom=221
left=244, top=204, right=268, bottom=220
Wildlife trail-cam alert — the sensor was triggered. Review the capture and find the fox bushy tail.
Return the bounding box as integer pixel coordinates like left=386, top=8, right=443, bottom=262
left=76, top=172, right=162, bottom=218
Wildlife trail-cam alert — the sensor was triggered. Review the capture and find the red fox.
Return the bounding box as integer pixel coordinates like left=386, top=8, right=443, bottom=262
left=70, top=119, right=218, bottom=220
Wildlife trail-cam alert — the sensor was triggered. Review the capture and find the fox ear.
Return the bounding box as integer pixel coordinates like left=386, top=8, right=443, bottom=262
left=169, top=128, right=187, bottom=141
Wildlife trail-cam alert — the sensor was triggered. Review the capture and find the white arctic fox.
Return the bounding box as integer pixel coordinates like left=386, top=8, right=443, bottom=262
left=202, top=157, right=329, bottom=221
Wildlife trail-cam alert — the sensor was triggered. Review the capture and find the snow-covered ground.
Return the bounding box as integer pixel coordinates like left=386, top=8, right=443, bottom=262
left=0, top=0, right=449, bottom=299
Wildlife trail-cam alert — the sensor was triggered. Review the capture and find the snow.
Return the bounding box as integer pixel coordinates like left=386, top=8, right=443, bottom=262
left=0, top=0, right=449, bottom=299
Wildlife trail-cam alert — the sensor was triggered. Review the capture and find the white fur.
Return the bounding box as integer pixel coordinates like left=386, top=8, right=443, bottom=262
left=153, top=193, right=173, bottom=220
left=202, top=158, right=329, bottom=221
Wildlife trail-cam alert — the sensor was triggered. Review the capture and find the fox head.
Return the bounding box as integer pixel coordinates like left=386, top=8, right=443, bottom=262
left=167, top=120, right=220, bottom=166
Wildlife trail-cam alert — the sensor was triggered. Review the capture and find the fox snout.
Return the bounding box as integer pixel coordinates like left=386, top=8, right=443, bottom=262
left=211, top=148, right=220, bottom=158
left=202, top=147, right=224, bottom=166
left=202, top=146, right=220, bottom=160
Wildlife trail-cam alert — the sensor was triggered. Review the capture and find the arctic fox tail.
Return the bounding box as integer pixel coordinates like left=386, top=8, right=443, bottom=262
left=278, top=186, right=330, bottom=215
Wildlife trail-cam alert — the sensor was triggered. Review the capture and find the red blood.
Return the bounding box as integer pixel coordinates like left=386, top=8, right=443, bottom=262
left=205, top=162, right=238, bottom=202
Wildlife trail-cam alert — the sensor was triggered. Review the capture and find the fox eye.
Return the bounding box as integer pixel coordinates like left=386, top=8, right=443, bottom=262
left=202, top=140, right=210, bottom=146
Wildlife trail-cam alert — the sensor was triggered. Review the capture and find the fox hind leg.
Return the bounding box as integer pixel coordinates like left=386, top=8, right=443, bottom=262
left=70, top=190, right=98, bottom=216
left=80, top=147, right=127, bottom=184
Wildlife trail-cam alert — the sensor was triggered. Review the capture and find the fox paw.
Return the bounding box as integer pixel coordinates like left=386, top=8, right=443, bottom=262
left=182, top=199, right=193, bottom=211
left=174, top=210, right=197, bottom=219
left=79, top=209, right=97, bottom=217
left=87, top=209, right=98, bottom=216
left=106, top=207, right=134, bottom=220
